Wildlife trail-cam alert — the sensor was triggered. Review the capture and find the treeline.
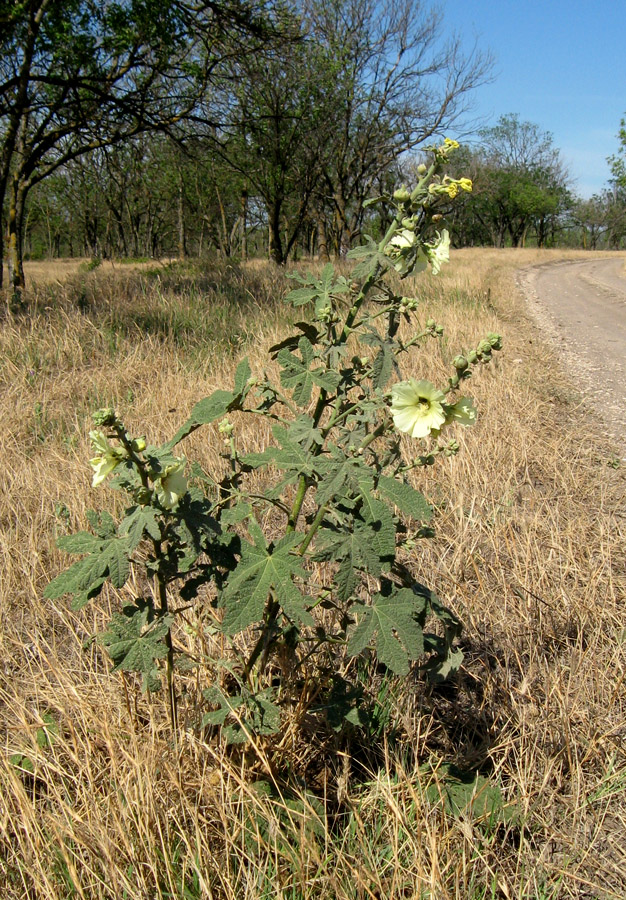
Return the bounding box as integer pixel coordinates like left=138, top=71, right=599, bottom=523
left=0, top=0, right=489, bottom=286
left=3, top=2, right=626, bottom=288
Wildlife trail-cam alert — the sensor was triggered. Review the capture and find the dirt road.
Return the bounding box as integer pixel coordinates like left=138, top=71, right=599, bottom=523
left=519, top=256, right=626, bottom=451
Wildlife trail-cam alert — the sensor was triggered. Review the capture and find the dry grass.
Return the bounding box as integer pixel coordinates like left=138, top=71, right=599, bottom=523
left=2, top=256, right=176, bottom=291
left=1, top=251, right=625, bottom=899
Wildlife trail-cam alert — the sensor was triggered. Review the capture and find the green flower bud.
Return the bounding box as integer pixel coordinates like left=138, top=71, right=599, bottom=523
left=131, top=437, right=146, bottom=452
left=136, top=487, right=153, bottom=505
left=478, top=339, right=492, bottom=355
left=401, top=218, right=416, bottom=231
left=448, top=373, right=460, bottom=388
left=417, top=163, right=427, bottom=175
left=426, top=318, right=436, bottom=329
left=452, top=355, right=468, bottom=371
left=393, top=187, right=411, bottom=203
left=467, top=350, right=478, bottom=364
left=92, top=407, right=116, bottom=427
left=487, top=332, right=503, bottom=350
left=436, top=325, right=444, bottom=335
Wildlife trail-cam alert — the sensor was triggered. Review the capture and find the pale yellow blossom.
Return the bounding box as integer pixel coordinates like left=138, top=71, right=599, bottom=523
left=390, top=380, right=446, bottom=438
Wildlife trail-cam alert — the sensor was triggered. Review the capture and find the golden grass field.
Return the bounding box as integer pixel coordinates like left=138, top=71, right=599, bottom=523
left=1, top=249, right=625, bottom=899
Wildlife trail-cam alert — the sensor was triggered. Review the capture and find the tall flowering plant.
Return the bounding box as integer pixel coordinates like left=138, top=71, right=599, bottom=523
left=47, top=140, right=501, bottom=741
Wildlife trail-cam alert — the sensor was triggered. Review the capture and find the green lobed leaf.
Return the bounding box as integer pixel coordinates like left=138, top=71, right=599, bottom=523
left=85, top=509, right=116, bottom=538
left=233, top=357, right=251, bottom=395
left=284, top=263, right=349, bottom=311
left=167, top=389, right=235, bottom=447
left=221, top=533, right=312, bottom=634
left=56, top=532, right=102, bottom=554
left=97, top=601, right=172, bottom=692
left=241, top=423, right=316, bottom=479
left=347, top=587, right=426, bottom=675
left=377, top=475, right=432, bottom=521
left=120, top=505, right=162, bottom=550
left=278, top=337, right=341, bottom=406
left=313, top=445, right=375, bottom=508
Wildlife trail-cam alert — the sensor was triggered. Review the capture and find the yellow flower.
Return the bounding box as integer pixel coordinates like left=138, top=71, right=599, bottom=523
left=458, top=178, right=473, bottom=192
left=444, top=397, right=477, bottom=427
left=443, top=138, right=460, bottom=150
left=384, top=229, right=428, bottom=277
left=426, top=230, right=450, bottom=275
left=155, top=460, right=188, bottom=509
left=390, top=379, right=446, bottom=438
left=386, top=228, right=416, bottom=252
left=444, top=182, right=459, bottom=198
left=89, top=430, right=126, bottom=487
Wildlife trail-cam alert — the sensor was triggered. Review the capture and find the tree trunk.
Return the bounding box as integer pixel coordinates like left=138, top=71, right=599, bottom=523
left=7, top=176, right=27, bottom=295
left=240, top=190, right=248, bottom=261
left=316, top=210, right=329, bottom=261
left=268, top=202, right=285, bottom=265
left=177, top=173, right=187, bottom=259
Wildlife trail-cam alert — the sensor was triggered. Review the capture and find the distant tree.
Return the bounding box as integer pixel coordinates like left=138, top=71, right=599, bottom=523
left=570, top=195, right=608, bottom=250
left=449, top=115, right=571, bottom=248
left=209, top=0, right=491, bottom=263
left=306, top=0, right=492, bottom=257
left=0, top=0, right=272, bottom=292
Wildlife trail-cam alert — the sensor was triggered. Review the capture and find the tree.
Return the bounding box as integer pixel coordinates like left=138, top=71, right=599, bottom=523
left=0, top=0, right=272, bottom=291
left=306, top=0, right=492, bottom=257
left=450, top=115, right=571, bottom=248
left=212, top=13, right=329, bottom=265
left=208, top=0, right=491, bottom=264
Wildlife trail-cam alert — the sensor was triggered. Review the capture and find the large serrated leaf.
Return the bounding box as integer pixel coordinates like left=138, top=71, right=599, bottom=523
left=101, top=539, right=131, bottom=588
left=168, top=389, right=235, bottom=447
left=313, top=445, right=374, bottom=508
left=284, top=263, right=349, bottom=310
left=120, top=506, right=162, bottom=549
left=97, top=602, right=172, bottom=691
left=56, top=532, right=102, bottom=554
left=221, top=533, right=312, bottom=634
left=241, top=423, right=316, bottom=478
left=361, top=329, right=397, bottom=389
left=357, top=492, right=397, bottom=566
left=278, top=337, right=341, bottom=406
left=233, top=357, right=251, bottom=395
left=45, top=553, right=108, bottom=600
left=377, top=475, right=432, bottom=521
left=347, top=587, right=425, bottom=675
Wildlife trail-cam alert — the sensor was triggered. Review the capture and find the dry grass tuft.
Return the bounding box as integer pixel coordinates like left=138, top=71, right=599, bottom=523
left=1, top=252, right=625, bottom=899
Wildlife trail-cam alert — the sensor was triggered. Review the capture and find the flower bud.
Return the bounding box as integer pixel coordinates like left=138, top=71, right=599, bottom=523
left=393, top=187, right=411, bottom=203
left=426, top=318, right=436, bottom=329
left=417, top=164, right=427, bottom=175
left=478, top=339, right=492, bottom=355
left=467, top=350, right=478, bottom=364
left=487, top=332, right=503, bottom=350
left=453, top=355, right=468, bottom=371
left=92, top=407, right=116, bottom=427
left=431, top=214, right=443, bottom=223
left=131, top=437, right=146, bottom=452
left=218, top=418, right=234, bottom=435
left=401, top=218, right=416, bottom=230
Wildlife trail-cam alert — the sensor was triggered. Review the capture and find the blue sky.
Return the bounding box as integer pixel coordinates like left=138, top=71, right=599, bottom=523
left=442, top=0, right=626, bottom=197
